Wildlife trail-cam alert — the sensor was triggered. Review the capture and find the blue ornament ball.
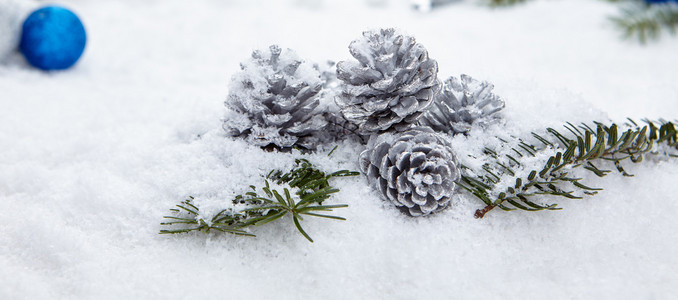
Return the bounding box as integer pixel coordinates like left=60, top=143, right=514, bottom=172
left=644, top=0, right=678, bottom=4
left=20, top=5, right=86, bottom=71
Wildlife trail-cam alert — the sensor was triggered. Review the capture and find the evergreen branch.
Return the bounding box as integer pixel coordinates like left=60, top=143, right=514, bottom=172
left=484, top=0, right=529, bottom=7
left=463, top=119, right=678, bottom=218
left=610, top=2, right=678, bottom=44
left=160, top=157, right=359, bottom=243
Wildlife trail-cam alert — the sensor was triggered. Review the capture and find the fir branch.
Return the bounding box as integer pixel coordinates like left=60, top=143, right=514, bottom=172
left=484, top=0, right=529, bottom=7
left=461, top=119, right=678, bottom=218
left=160, top=158, right=359, bottom=242
left=610, top=2, right=678, bottom=44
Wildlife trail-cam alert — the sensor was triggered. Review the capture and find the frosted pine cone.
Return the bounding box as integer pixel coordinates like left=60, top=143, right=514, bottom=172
left=359, top=127, right=461, bottom=216
left=418, top=74, right=505, bottom=134
left=336, top=28, right=441, bottom=135
left=224, top=45, right=328, bottom=150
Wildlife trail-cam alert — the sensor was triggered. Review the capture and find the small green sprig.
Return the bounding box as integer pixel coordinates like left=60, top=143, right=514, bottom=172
left=486, top=0, right=528, bottom=6
left=610, top=2, right=678, bottom=44
left=458, top=119, right=678, bottom=218
left=160, top=158, right=359, bottom=242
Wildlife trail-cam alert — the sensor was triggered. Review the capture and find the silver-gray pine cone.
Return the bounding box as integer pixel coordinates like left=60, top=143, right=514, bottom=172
left=336, top=28, right=441, bottom=134
left=359, top=127, right=461, bottom=216
left=418, top=74, right=505, bottom=134
left=224, top=45, right=327, bottom=150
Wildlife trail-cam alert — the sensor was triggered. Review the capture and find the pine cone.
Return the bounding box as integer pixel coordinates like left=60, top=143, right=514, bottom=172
left=224, top=45, right=328, bottom=150
left=336, top=28, right=441, bottom=135
left=418, top=74, right=505, bottom=134
left=359, top=127, right=461, bottom=216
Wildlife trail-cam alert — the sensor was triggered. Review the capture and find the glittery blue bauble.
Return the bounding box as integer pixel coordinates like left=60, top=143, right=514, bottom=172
left=20, top=6, right=86, bottom=71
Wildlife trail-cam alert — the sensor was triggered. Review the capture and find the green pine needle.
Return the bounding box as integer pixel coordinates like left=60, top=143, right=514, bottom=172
left=485, top=0, right=529, bottom=7
left=160, top=158, right=359, bottom=243
left=610, top=2, right=678, bottom=44
left=463, top=119, right=678, bottom=218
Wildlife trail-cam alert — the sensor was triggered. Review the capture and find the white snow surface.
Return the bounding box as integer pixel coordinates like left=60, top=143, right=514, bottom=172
left=0, top=0, right=34, bottom=61
left=1, top=0, right=678, bottom=298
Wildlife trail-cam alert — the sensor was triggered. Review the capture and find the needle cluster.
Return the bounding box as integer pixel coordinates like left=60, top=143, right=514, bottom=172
left=160, top=158, right=359, bottom=242
left=459, top=119, right=678, bottom=218
left=610, top=2, right=678, bottom=43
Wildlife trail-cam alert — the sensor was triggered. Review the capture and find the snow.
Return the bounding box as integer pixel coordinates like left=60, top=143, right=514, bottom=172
left=1, top=0, right=678, bottom=298
left=0, top=0, right=32, bottom=61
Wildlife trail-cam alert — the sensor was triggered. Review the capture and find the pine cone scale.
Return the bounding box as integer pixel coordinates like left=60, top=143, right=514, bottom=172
left=396, top=193, right=416, bottom=208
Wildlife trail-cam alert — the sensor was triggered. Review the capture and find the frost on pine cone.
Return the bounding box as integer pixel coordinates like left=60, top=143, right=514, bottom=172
left=418, top=74, right=505, bottom=135
left=336, top=28, right=441, bottom=134
left=312, top=60, right=364, bottom=143
left=224, top=45, right=328, bottom=150
left=314, top=60, right=339, bottom=90
left=359, top=127, right=461, bottom=216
